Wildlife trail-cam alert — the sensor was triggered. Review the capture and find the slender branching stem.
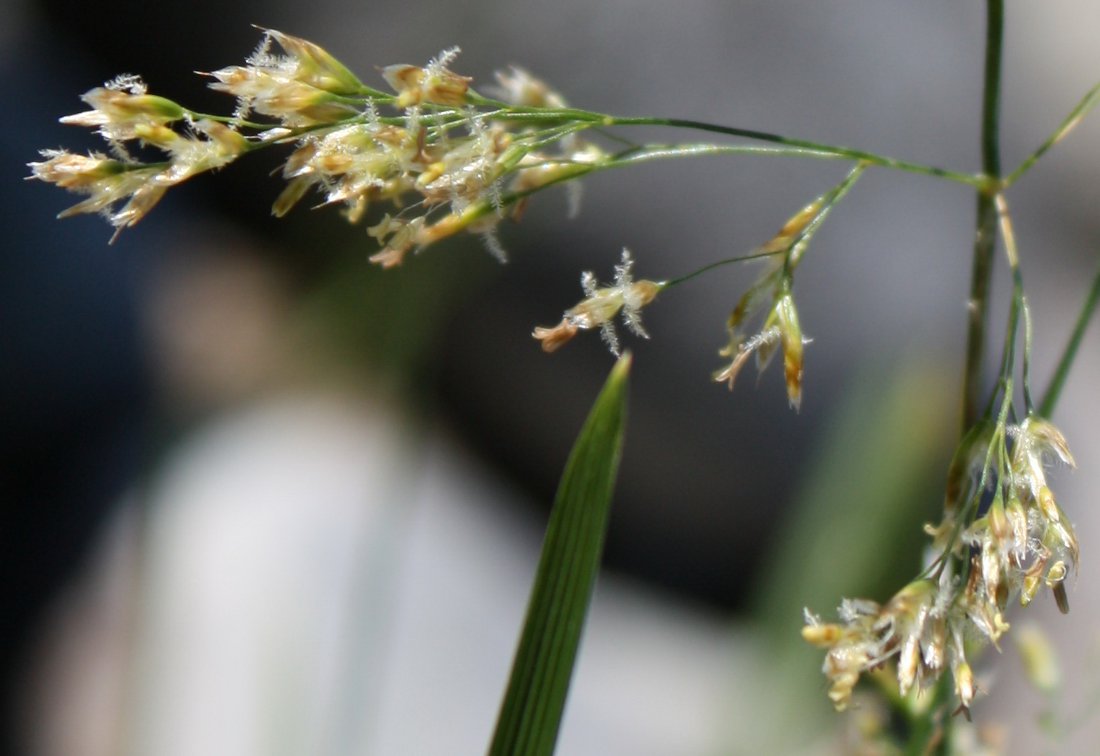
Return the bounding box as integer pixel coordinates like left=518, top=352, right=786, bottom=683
left=967, top=388, right=1012, bottom=539
left=479, top=101, right=986, bottom=187
left=786, top=162, right=868, bottom=268
left=599, top=142, right=842, bottom=165
left=1022, top=297, right=1035, bottom=414
left=1039, top=262, right=1100, bottom=417
left=604, top=116, right=987, bottom=187
left=662, top=250, right=783, bottom=288
left=1003, top=81, right=1100, bottom=188
left=439, top=144, right=866, bottom=240
left=988, top=194, right=1026, bottom=417
left=429, top=145, right=813, bottom=239
left=663, top=162, right=866, bottom=287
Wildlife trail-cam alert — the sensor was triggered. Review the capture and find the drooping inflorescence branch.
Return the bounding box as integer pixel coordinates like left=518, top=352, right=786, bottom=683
left=28, top=29, right=613, bottom=260
left=29, top=27, right=990, bottom=260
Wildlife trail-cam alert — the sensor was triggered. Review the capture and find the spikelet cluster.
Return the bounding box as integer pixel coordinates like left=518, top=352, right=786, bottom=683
left=533, top=248, right=663, bottom=356
left=712, top=198, right=822, bottom=409
left=28, top=76, right=247, bottom=240
left=29, top=29, right=601, bottom=262
left=710, top=164, right=866, bottom=408
left=803, top=414, right=1078, bottom=716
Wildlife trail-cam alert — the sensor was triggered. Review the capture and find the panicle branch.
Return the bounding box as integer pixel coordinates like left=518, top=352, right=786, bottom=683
left=28, top=28, right=608, bottom=260
left=29, top=27, right=1005, bottom=264
left=712, top=163, right=866, bottom=409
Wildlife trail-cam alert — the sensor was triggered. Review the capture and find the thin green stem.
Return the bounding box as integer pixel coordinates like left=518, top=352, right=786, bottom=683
left=604, top=116, right=987, bottom=187
left=595, top=158, right=865, bottom=290
left=785, top=162, right=867, bottom=270
left=478, top=105, right=610, bottom=124
left=350, top=84, right=394, bottom=100
left=1003, top=81, right=1100, bottom=187
left=982, top=3, right=1004, bottom=180
left=439, top=143, right=863, bottom=239
left=604, top=141, right=842, bottom=164
left=1022, top=296, right=1035, bottom=414
left=186, top=110, right=273, bottom=130
left=510, top=122, right=594, bottom=156
left=992, top=194, right=1023, bottom=397
left=481, top=103, right=986, bottom=187
left=662, top=250, right=784, bottom=288
left=961, top=0, right=1005, bottom=433
left=964, top=194, right=998, bottom=427
left=929, top=383, right=1012, bottom=585
left=1039, top=262, right=1100, bottom=417
left=958, top=386, right=1012, bottom=542
left=987, top=280, right=1019, bottom=419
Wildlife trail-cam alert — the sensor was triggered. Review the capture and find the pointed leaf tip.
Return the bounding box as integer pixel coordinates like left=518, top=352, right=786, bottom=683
left=488, top=357, right=630, bottom=756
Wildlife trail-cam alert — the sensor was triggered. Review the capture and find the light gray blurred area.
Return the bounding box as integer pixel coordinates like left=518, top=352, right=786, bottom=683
left=13, top=0, right=1100, bottom=753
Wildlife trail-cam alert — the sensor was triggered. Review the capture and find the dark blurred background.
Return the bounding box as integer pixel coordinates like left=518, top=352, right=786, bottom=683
left=4, top=0, right=1100, bottom=753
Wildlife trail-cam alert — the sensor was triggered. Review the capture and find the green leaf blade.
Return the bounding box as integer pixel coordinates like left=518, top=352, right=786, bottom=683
left=489, top=354, right=631, bottom=756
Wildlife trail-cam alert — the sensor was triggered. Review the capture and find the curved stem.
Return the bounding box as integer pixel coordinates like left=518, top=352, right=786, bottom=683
left=415, top=142, right=849, bottom=242
left=662, top=250, right=783, bottom=288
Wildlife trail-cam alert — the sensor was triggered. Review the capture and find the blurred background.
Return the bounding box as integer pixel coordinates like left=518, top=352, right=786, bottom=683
left=3, top=0, right=1100, bottom=753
